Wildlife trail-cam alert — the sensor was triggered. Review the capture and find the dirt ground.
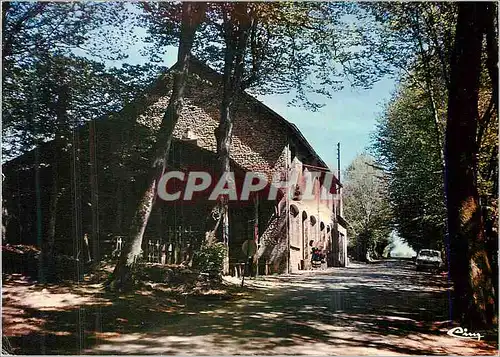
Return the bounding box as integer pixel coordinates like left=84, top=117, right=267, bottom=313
left=2, top=260, right=498, bottom=355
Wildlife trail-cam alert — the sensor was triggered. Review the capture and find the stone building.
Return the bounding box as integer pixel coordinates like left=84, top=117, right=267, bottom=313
left=2, top=59, right=348, bottom=274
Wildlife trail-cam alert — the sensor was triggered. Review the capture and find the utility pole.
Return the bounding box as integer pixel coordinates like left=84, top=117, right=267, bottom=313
left=337, top=142, right=342, bottom=217
left=337, top=142, right=341, bottom=185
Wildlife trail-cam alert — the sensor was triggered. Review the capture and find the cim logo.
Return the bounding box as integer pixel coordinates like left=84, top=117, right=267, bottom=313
left=447, top=327, right=484, bottom=341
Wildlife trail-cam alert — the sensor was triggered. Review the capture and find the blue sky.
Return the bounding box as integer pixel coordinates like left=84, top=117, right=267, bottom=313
left=99, top=24, right=398, bottom=175
left=259, top=79, right=397, bottom=173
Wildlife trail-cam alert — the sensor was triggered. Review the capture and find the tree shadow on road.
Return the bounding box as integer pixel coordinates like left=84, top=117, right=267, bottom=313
left=3, top=261, right=498, bottom=355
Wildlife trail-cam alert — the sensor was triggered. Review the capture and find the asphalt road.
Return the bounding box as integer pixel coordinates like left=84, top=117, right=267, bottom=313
left=88, top=260, right=498, bottom=355
left=3, top=260, right=498, bottom=355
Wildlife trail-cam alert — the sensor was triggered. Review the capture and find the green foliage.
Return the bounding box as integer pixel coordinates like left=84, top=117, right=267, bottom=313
left=193, top=242, right=227, bottom=275
left=2, top=53, right=163, bottom=160
left=343, top=154, right=392, bottom=260
left=140, top=2, right=388, bottom=110
left=2, top=2, right=133, bottom=66
left=368, top=1, right=497, bottom=255
left=359, top=2, right=457, bottom=86
left=2, top=2, right=164, bottom=160
left=365, top=3, right=459, bottom=253
left=372, top=83, right=446, bottom=252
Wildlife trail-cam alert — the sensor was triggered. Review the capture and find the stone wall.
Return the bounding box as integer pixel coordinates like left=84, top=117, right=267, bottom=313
left=136, top=63, right=343, bottom=273
left=2, top=61, right=345, bottom=271
left=137, top=71, right=289, bottom=179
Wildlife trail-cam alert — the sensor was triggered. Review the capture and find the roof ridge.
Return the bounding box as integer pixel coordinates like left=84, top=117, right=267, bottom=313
left=181, top=57, right=332, bottom=172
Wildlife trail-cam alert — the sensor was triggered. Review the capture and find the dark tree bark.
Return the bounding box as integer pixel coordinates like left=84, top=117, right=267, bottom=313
left=481, top=3, right=499, bottom=303
left=44, top=141, right=60, bottom=282
left=485, top=3, right=498, bottom=110
left=109, top=2, right=206, bottom=290
left=41, top=62, right=73, bottom=282
left=47, top=147, right=59, bottom=258
left=48, top=78, right=70, bottom=260
left=445, top=2, right=497, bottom=327
left=35, top=144, right=45, bottom=283
left=88, top=119, right=100, bottom=262
left=206, top=3, right=254, bottom=274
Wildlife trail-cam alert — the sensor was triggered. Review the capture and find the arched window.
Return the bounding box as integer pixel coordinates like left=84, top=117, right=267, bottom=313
left=289, top=204, right=300, bottom=247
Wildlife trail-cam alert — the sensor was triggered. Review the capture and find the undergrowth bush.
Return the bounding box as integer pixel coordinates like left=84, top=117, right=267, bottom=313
left=193, top=242, right=227, bottom=275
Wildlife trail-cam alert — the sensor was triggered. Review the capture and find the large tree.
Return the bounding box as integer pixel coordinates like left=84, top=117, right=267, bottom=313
left=366, top=1, right=498, bottom=245
left=445, top=2, right=497, bottom=327
left=2, top=2, right=140, bottom=161
left=343, top=154, right=391, bottom=261
left=2, top=2, right=163, bottom=282
left=108, top=2, right=207, bottom=290
left=2, top=53, right=160, bottom=281
left=142, top=2, right=389, bottom=273
left=369, top=1, right=498, bottom=327
left=373, top=83, right=446, bottom=252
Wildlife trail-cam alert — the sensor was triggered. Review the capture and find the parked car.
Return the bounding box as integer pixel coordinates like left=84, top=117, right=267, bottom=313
left=415, top=249, right=443, bottom=271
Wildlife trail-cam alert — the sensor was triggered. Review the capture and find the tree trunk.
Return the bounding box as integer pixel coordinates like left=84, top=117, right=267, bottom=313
left=215, top=68, right=234, bottom=273
left=46, top=75, right=70, bottom=281
left=482, top=2, right=499, bottom=313
left=445, top=2, right=497, bottom=327
left=88, top=119, right=100, bottom=262
left=108, top=2, right=206, bottom=290
left=360, top=232, right=369, bottom=263
left=47, top=152, right=58, bottom=259
left=485, top=3, right=498, bottom=110
left=207, top=3, right=253, bottom=275
left=34, top=144, right=45, bottom=283
left=110, top=179, right=156, bottom=290
left=45, top=148, right=59, bottom=281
